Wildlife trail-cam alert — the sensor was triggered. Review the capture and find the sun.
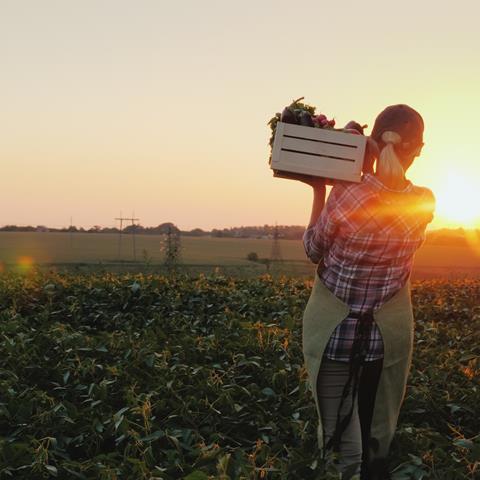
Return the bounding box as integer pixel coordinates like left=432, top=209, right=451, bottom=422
left=435, top=173, right=480, bottom=228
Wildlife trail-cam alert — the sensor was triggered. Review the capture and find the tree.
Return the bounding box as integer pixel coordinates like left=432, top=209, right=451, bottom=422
left=142, top=248, right=153, bottom=266
left=161, top=225, right=182, bottom=273
left=124, top=224, right=145, bottom=234
left=157, top=223, right=180, bottom=234
left=246, top=251, right=270, bottom=273
left=186, top=228, right=207, bottom=237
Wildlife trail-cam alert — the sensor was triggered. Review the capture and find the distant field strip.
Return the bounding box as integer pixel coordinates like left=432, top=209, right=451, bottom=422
left=0, top=232, right=479, bottom=276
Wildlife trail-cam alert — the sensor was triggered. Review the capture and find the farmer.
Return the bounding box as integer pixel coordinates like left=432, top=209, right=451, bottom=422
left=298, top=104, right=435, bottom=479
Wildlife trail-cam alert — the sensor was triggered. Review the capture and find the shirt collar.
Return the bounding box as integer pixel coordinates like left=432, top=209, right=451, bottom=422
left=363, top=173, right=413, bottom=193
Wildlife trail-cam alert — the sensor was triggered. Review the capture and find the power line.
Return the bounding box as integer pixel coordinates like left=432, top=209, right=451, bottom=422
left=115, top=213, right=140, bottom=262
left=70, top=216, right=73, bottom=249
left=131, top=212, right=139, bottom=262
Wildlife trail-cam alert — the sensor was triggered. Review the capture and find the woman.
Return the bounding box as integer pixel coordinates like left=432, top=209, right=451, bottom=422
left=298, top=104, right=435, bottom=479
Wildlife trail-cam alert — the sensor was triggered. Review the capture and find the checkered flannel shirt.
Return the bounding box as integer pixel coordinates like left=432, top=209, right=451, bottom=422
left=303, top=173, right=435, bottom=362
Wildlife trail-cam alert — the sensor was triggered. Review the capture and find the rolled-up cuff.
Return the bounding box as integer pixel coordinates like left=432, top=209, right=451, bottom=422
left=303, top=227, right=324, bottom=264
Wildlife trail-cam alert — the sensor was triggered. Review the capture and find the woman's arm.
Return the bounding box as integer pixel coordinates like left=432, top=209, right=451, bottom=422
left=294, top=176, right=330, bottom=264
left=294, top=174, right=328, bottom=226
left=308, top=184, right=327, bottom=228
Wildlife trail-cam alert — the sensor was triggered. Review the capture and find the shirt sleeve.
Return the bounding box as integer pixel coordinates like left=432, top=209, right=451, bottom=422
left=303, top=185, right=343, bottom=264
left=417, top=187, right=436, bottom=246
left=413, top=186, right=436, bottom=226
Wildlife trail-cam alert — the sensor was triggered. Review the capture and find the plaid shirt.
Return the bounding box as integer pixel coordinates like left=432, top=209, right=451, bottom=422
left=303, top=173, right=435, bottom=362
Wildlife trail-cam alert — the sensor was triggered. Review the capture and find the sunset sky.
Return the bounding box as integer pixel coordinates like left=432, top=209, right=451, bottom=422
left=1, top=0, right=479, bottom=231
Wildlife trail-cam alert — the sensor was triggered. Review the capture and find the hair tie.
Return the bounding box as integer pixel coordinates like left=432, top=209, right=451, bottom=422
left=381, top=131, right=402, bottom=146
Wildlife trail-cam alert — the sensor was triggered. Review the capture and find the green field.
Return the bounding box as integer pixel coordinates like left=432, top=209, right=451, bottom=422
left=1, top=271, right=479, bottom=479
left=0, top=232, right=479, bottom=279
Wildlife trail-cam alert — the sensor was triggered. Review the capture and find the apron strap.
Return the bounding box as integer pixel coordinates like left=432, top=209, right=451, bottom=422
left=324, top=310, right=375, bottom=453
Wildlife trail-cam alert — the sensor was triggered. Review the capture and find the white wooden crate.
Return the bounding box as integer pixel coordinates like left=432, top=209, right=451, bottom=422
left=270, top=122, right=367, bottom=183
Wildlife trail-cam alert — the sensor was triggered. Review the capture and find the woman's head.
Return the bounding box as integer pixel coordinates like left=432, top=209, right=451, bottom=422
left=368, top=104, right=424, bottom=186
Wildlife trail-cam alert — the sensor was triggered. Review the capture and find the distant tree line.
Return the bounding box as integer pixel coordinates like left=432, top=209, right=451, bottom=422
left=210, top=225, right=306, bottom=240
left=0, top=222, right=308, bottom=239
left=0, top=222, right=198, bottom=236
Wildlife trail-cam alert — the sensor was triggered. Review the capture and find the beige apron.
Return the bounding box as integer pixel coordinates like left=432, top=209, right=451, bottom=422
left=302, top=268, right=414, bottom=461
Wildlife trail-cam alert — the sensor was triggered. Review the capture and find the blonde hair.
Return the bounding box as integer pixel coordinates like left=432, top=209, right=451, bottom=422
left=376, top=131, right=404, bottom=183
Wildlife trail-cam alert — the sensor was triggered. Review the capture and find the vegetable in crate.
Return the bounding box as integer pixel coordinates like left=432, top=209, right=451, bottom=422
left=312, top=114, right=327, bottom=126
left=267, top=96, right=342, bottom=187
left=267, top=96, right=318, bottom=164
left=299, top=111, right=314, bottom=127
left=280, top=107, right=297, bottom=124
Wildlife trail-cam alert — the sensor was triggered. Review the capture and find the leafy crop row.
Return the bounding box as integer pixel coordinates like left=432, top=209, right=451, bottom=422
left=0, top=271, right=479, bottom=479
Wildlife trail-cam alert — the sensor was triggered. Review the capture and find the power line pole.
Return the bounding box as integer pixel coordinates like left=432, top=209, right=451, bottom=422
left=115, top=212, right=124, bottom=261
left=115, top=213, right=140, bottom=262
left=131, top=212, right=139, bottom=262
left=69, top=216, right=73, bottom=250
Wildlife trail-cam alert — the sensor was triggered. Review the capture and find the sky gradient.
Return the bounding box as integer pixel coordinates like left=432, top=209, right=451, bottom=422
left=1, top=0, right=479, bottom=230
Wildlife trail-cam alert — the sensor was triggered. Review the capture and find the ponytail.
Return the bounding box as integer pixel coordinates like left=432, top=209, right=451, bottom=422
left=376, top=131, right=405, bottom=184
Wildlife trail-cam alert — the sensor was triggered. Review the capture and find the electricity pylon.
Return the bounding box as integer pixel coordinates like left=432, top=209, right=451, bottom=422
left=270, top=223, right=283, bottom=263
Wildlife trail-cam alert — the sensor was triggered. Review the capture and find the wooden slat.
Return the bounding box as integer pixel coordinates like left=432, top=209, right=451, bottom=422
left=281, top=136, right=359, bottom=161
left=274, top=164, right=361, bottom=183
left=278, top=150, right=356, bottom=170
left=271, top=122, right=285, bottom=165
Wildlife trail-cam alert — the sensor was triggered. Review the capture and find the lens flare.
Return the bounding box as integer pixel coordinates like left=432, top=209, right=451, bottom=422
left=18, top=256, right=34, bottom=272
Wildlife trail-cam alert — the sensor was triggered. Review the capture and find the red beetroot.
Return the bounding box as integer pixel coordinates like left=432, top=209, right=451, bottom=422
left=313, top=114, right=327, bottom=125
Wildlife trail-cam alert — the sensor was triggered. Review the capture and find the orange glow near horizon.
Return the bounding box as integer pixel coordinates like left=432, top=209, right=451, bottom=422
left=465, top=230, right=480, bottom=257
left=434, top=172, right=480, bottom=229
